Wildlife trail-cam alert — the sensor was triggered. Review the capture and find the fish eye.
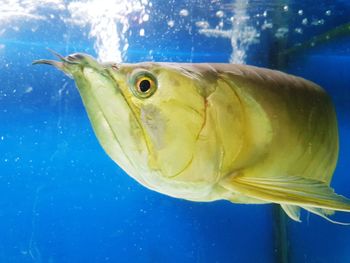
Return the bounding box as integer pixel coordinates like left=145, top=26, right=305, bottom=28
left=130, top=71, right=157, bottom=99
left=137, top=78, right=152, bottom=93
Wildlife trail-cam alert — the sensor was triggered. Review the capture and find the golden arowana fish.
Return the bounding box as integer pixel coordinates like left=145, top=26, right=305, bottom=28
left=34, top=52, right=350, bottom=224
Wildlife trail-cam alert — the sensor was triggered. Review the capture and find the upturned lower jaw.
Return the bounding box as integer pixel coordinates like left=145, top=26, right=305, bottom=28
left=33, top=51, right=110, bottom=77
left=32, top=50, right=77, bottom=78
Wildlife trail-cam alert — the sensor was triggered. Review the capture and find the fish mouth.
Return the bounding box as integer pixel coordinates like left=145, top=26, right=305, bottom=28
left=32, top=50, right=102, bottom=78
left=33, top=49, right=78, bottom=69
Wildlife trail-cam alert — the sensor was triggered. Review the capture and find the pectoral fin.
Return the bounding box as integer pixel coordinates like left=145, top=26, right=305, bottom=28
left=280, top=204, right=301, bottom=222
left=222, top=174, right=350, bottom=224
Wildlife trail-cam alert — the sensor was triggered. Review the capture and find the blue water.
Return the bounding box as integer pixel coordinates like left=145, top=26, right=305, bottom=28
left=1, top=1, right=350, bottom=262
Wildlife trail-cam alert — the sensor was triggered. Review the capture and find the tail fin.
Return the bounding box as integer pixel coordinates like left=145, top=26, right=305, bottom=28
left=224, top=174, right=350, bottom=224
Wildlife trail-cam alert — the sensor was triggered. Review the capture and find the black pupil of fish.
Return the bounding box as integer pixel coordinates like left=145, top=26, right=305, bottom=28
left=139, top=79, right=151, bottom=93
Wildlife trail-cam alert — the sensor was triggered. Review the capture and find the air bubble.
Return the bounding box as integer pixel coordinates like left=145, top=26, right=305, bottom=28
left=261, top=21, right=273, bottom=30
left=311, top=19, right=324, bottom=26
left=216, top=10, right=224, bottom=18
left=167, top=20, right=175, bottom=27
left=195, top=21, right=209, bottom=29
left=25, top=87, right=33, bottom=93
left=275, top=27, right=289, bottom=38
left=179, top=9, right=189, bottom=17
left=142, top=14, right=149, bottom=22
left=294, top=28, right=303, bottom=34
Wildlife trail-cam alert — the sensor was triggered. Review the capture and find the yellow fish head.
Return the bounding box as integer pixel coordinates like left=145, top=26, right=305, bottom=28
left=34, top=52, right=210, bottom=191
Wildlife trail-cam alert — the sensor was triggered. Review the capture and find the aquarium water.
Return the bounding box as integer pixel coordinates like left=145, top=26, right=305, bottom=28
left=0, top=0, right=350, bottom=262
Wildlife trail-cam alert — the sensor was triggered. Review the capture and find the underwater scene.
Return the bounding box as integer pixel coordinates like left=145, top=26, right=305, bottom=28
left=1, top=0, right=350, bottom=262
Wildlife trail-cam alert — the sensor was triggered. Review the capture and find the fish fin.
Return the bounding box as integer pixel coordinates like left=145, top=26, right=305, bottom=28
left=280, top=204, right=301, bottom=222
left=301, top=206, right=350, bottom=225
left=280, top=204, right=350, bottom=225
left=223, top=174, right=350, bottom=223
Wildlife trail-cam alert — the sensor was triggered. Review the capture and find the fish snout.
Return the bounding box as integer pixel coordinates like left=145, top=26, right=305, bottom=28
left=66, top=53, right=87, bottom=63
left=33, top=51, right=103, bottom=78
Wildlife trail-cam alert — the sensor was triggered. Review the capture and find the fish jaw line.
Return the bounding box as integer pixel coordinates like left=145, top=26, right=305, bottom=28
left=74, top=65, right=153, bottom=186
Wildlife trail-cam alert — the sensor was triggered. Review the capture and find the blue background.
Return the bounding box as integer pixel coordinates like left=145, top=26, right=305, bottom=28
left=0, top=1, right=350, bottom=262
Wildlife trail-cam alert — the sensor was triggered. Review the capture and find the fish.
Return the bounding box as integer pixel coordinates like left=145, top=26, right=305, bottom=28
left=33, top=51, right=350, bottom=224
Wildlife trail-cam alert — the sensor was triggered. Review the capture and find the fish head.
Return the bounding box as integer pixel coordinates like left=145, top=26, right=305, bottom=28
left=34, top=52, right=208, bottom=189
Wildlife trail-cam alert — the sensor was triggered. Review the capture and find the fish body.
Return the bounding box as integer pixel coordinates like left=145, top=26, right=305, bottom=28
left=34, top=52, right=350, bottom=223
